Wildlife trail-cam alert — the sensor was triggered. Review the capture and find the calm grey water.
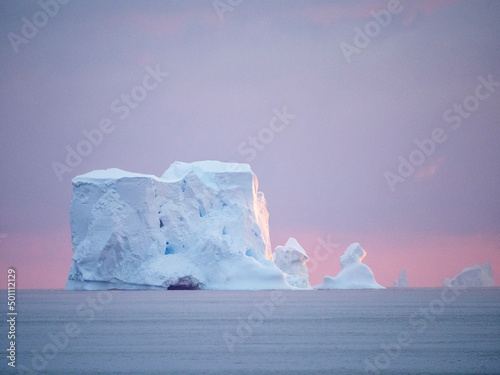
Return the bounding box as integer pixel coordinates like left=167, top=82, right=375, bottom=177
left=1, top=288, right=499, bottom=374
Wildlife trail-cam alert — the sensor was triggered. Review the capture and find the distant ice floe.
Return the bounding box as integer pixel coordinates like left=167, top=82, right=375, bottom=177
left=394, top=270, right=408, bottom=287
left=444, top=261, right=495, bottom=288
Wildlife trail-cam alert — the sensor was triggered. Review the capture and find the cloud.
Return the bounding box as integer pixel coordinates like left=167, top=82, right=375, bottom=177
left=415, top=157, right=446, bottom=180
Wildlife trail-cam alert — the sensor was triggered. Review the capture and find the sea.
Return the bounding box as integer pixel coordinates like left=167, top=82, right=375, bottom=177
left=1, top=288, right=499, bottom=374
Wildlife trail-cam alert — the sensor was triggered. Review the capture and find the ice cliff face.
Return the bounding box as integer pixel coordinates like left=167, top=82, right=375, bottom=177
left=443, top=261, right=495, bottom=288
left=394, top=270, right=408, bottom=287
left=66, top=161, right=290, bottom=290
left=273, top=238, right=311, bottom=289
left=314, top=243, right=384, bottom=289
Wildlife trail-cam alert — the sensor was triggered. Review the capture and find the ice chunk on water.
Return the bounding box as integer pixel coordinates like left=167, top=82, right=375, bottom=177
left=394, top=270, right=408, bottom=287
left=444, top=261, right=495, bottom=287
left=314, top=243, right=384, bottom=289
left=273, top=237, right=311, bottom=288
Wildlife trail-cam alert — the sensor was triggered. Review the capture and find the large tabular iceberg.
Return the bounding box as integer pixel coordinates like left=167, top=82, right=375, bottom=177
left=66, top=161, right=291, bottom=290
left=314, top=243, right=384, bottom=289
left=443, top=261, right=495, bottom=288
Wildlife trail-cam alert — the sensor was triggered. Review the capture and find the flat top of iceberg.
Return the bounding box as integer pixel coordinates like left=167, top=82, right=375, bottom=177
left=162, top=161, right=251, bottom=180
left=73, top=168, right=163, bottom=183
left=73, top=161, right=253, bottom=185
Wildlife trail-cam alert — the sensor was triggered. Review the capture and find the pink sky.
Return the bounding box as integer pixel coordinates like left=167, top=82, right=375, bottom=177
left=280, top=231, right=500, bottom=287
left=1, top=229, right=498, bottom=289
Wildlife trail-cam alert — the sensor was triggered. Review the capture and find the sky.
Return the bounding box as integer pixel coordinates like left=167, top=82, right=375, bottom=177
left=0, top=0, right=499, bottom=288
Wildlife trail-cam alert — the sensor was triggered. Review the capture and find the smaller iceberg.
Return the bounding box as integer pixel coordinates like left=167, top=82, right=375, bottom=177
left=394, top=270, right=408, bottom=287
left=273, top=238, right=311, bottom=288
left=444, top=261, right=495, bottom=287
left=314, top=243, right=384, bottom=289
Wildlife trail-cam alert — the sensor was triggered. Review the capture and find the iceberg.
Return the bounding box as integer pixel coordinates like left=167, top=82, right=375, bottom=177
left=394, top=270, right=408, bottom=287
left=443, top=261, right=495, bottom=288
left=273, top=238, right=311, bottom=289
left=314, top=243, right=384, bottom=289
left=66, top=161, right=291, bottom=290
